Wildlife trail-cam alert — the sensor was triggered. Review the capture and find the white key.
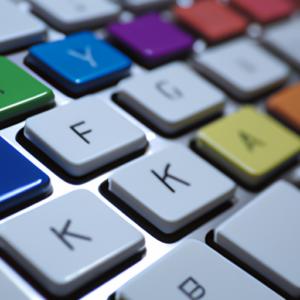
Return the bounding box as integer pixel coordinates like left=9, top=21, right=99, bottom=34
left=24, top=97, right=147, bottom=177
left=117, top=62, right=226, bottom=135
left=0, top=265, right=30, bottom=299
left=109, top=144, right=236, bottom=233
left=262, top=19, right=300, bottom=71
left=0, top=0, right=46, bottom=53
left=194, top=38, right=290, bottom=100
left=215, top=180, right=300, bottom=298
left=116, top=240, right=283, bottom=300
left=0, top=190, right=145, bottom=296
left=122, top=0, right=174, bottom=12
left=29, top=0, right=121, bottom=32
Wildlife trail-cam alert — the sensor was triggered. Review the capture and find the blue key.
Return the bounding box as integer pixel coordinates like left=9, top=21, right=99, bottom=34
left=26, top=31, right=132, bottom=96
left=0, top=136, right=51, bottom=214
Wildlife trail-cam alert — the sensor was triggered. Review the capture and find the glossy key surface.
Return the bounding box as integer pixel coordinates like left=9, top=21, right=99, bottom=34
left=196, top=106, right=300, bottom=187
left=24, top=97, right=147, bottom=177
left=116, top=240, right=283, bottom=300
left=230, top=0, right=295, bottom=24
left=174, top=0, right=249, bottom=43
left=0, top=136, right=51, bottom=214
left=109, top=144, right=236, bottom=233
left=215, top=180, right=300, bottom=297
left=0, top=190, right=145, bottom=296
left=0, top=56, right=54, bottom=127
left=27, top=31, right=131, bottom=96
left=194, top=38, right=290, bottom=100
left=108, top=13, right=194, bottom=67
left=117, top=61, right=226, bottom=136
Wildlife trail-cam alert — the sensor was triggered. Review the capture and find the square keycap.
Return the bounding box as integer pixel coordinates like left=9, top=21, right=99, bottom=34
left=27, top=31, right=131, bottom=96
left=267, top=83, right=300, bottom=132
left=117, top=61, right=226, bottom=136
left=0, top=136, right=51, bottom=214
left=0, top=0, right=46, bottom=53
left=196, top=106, right=300, bottom=187
left=215, top=180, right=300, bottom=297
left=194, top=39, right=290, bottom=100
left=24, top=97, right=147, bottom=177
left=109, top=144, right=236, bottom=233
left=30, top=0, right=121, bottom=33
left=0, top=190, right=144, bottom=296
left=173, top=0, right=248, bottom=43
left=0, top=57, right=54, bottom=128
left=262, top=18, right=300, bottom=71
left=107, top=13, right=194, bottom=67
left=231, top=0, right=295, bottom=24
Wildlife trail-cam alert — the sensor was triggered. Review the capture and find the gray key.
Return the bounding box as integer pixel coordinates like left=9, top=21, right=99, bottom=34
left=0, top=265, right=31, bottom=299
left=0, top=0, right=46, bottom=53
left=0, top=190, right=145, bottom=296
left=24, top=97, right=148, bottom=177
left=215, top=180, right=300, bottom=298
left=116, top=240, right=283, bottom=300
left=109, top=144, right=236, bottom=233
left=262, top=19, right=300, bottom=71
left=29, top=0, right=121, bottom=32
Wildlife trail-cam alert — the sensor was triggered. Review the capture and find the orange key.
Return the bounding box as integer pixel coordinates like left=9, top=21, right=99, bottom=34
left=231, top=0, right=295, bottom=24
left=267, top=83, right=300, bottom=131
left=173, top=0, right=248, bottom=43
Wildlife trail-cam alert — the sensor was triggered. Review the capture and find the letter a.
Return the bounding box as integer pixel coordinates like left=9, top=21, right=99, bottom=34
left=238, top=130, right=265, bottom=152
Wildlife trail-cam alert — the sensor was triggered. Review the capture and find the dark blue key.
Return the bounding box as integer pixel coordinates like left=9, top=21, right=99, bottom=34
left=0, top=136, right=51, bottom=214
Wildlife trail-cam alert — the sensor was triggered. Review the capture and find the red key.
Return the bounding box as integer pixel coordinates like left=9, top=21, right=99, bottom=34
left=230, top=0, right=295, bottom=24
left=173, top=0, right=248, bottom=43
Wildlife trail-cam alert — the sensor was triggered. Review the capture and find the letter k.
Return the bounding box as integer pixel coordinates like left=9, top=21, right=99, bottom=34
left=67, top=46, right=98, bottom=68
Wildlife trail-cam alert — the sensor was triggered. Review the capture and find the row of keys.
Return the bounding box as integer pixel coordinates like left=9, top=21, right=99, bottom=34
left=115, top=180, right=300, bottom=299
left=2, top=0, right=299, bottom=56
left=2, top=138, right=300, bottom=298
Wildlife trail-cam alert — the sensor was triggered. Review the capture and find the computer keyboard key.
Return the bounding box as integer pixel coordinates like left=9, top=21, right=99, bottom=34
left=0, top=56, right=54, bottom=129
left=0, top=266, right=31, bottom=299
left=230, top=0, right=295, bottom=24
left=0, top=190, right=145, bottom=296
left=173, top=0, right=249, bottom=43
left=109, top=144, right=236, bottom=234
left=24, top=97, right=147, bottom=177
left=117, top=62, right=226, bottom=136
left=0, top=136, right=51, bottom=214
left=267, top=83, right=300, bottom=132
left=27, top=31, right=132, bottom=96
left=108, top=13, right=194, bottom=67
left=215, top=180, right=300, bottom=297
left=195, top=106, right=300, bottom=188
left=0, top=0, right=46, bottom=54
left=262, top=18, right=300, bottom=71
left=29, top=0, right=121, bottom=33
left=115, top=239, right=283, bottom=300
left=194, top=38, right=290, bottom=100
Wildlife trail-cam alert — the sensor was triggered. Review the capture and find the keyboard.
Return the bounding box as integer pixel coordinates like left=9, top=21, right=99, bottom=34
left=1, top=0, right=300, bottom=299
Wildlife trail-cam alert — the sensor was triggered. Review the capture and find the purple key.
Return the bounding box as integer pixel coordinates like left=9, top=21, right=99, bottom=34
left=108, top=13, right=194, bottom=67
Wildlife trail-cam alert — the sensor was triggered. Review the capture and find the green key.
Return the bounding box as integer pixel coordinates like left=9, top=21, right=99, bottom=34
left=0, top=56, right=54, bottom=128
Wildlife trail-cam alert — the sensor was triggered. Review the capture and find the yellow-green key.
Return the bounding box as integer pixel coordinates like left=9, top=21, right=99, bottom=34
left=196, top=106, right=300, bottom=188
left=0, top=56, right=54, bottom=128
